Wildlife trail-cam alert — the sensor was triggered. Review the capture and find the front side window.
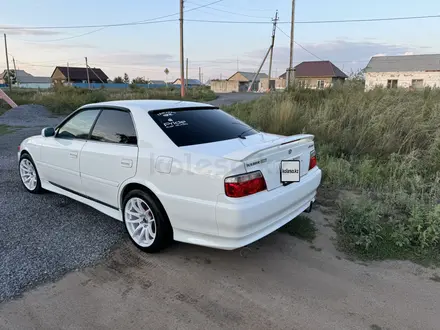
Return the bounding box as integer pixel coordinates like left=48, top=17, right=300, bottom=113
left=90, top=109, right=137, bottom=145
left=57, top=109, right=100, bottom=139
left=150, top=108, right=258, bottom=147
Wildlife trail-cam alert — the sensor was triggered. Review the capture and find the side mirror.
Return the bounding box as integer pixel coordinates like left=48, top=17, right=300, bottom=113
left=41, top=127, right=55, bottom=137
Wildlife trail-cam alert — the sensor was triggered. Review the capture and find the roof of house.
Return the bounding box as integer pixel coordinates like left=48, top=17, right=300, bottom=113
left=52, top=66, right=109, bottom=81
left=291, top=61, right=348, bottom=78
left=172, top=78, right=202, bottom=85
left=365, top=54, right=440, bottom=72
left=0, top=69, right=51, bottom=83
left=228, top=71, right=269, bottom=81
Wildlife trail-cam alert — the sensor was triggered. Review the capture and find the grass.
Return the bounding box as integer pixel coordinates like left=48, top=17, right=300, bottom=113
left=278, top=215, right=317, bottom=242
left=0, top=124, right=15, bottom=135
left=5, top=85, right=217, bottom=115
left=225, top=83, right=440, bottom=265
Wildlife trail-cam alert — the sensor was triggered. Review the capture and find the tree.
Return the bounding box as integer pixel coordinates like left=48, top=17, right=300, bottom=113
left=123, top=73, right=130, bottom=84
left=131, top=76, right=147, bottom=84
left=113, top=76, right=123, bottom=83
left=3, top=70, right=17, bottom=85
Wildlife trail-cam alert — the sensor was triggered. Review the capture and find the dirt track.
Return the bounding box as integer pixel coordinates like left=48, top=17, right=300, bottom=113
left=1, top=207, right=439, bottom=330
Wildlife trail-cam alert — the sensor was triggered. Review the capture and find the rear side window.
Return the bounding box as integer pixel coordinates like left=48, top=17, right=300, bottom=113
left=149, top=108, right=257, bottom=147
left=91, top=109, right=137, bottom=145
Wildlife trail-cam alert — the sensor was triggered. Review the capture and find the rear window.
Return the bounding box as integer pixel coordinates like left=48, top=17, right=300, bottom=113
left=150, top=108, right=258, bottom=147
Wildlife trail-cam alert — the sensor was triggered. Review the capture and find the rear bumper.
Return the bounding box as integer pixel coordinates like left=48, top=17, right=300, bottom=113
left=173, top=167, right=322, bottom=250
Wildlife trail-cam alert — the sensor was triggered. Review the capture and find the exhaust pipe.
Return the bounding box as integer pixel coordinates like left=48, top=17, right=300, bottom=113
left=304, top=201, right=314, bottom=213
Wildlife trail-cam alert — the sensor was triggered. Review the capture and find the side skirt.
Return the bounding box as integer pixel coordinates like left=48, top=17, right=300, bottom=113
left=41, top=180, right=123, bottom=222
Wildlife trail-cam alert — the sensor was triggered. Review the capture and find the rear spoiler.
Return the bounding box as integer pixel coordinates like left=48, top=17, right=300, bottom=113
left=224, top=134, right=315, bottom=161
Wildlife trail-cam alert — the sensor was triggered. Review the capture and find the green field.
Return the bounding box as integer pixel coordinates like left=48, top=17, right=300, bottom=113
left=5, top=85, right=217, bottom=115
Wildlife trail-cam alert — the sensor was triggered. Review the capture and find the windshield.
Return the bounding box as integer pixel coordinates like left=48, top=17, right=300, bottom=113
left=149, top=108, right=258, bottom=147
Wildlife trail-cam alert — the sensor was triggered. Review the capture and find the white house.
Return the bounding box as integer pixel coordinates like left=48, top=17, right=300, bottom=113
left=364, top=54, right=440, bottom=91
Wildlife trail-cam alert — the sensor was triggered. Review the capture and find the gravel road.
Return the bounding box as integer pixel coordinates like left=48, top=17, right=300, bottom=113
left=0, top=106, right=127, bottom=302
left=0, top=94, right=262, bottom=302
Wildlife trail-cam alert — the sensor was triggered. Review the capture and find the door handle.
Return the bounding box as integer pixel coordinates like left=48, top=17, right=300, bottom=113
left=121, top=159, right=133, bottom=168
left=69, top=151, right=78, bottom=158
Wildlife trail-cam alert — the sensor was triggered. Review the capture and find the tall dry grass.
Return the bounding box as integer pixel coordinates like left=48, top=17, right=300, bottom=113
left=225, top=84, right=440, bottom=263
left=6, top=85, right=216, bottom=115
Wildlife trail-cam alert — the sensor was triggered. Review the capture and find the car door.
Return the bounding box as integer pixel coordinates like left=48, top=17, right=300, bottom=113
left=79, top=108, right=138, bottom=209
left=39, top=109, right=100, bottom=193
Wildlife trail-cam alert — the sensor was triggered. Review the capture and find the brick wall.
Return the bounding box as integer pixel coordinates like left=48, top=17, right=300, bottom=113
left=365, top=71, right=440, bottom=91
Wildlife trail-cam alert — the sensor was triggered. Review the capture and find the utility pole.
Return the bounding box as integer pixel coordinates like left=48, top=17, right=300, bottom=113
left=3, top=34, right=11, bottom=92
left=186, top=57, right=188, bottom=92
left=248, top=45, right=272, bottom=92
left=85, top=57, right=90, bottom=89
left=287, top=0, right=296, bottom=89
left=267, top=10, right=279, bottom=92
left=237, top=57, right=239, bottom=71
left=67, top=62, right=70, bottom=85
left=199, top=66, right=201, bottom=83
left=180, top=0, right=185, bottom=97
left=12, top=57, right=19, bottom=87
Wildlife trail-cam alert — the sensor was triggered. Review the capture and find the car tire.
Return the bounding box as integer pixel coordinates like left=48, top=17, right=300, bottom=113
left=122, top=189, right=173, bottom=253
left=19, top=153, right=43, bottom=194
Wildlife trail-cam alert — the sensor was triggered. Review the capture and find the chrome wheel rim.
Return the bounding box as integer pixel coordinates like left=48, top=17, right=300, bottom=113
left=124, top=197, right=156, bottom=247
left=20, top=159, right=37, bottom=191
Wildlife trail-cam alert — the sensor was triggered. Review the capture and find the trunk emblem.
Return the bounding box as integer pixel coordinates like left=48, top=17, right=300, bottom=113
left=288, top=149, right=292, bottom=154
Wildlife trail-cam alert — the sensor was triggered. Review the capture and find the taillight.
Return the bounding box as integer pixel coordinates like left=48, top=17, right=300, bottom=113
left=309, top=150, right=317, bottom=170
left=225, top=171, right=267, bottom=198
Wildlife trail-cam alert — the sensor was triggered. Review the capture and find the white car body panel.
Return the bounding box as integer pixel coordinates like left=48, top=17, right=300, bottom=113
left=80, top=141, right=138, bottom=208
left=19, top=100, right=322, bottom=250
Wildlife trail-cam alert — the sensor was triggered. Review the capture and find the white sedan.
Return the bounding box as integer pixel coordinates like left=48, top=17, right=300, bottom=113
left=18, top=100, right=322, bottom=252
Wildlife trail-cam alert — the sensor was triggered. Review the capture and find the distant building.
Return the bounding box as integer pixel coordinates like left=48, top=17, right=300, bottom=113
left=148, top=80, right=166, bottom=85
left=0, top=69, right=51, bottom=89
left=51, top=66, right=109, bottom=84
left=364, top=54, right=440, bottom=91
left=279, top=61, right=347, bottom=89
left=172, top=78, right=202, bottom=87
left=210, top=71, right=268, bottom=93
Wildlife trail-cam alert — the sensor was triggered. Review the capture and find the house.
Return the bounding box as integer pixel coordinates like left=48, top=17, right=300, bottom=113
left=210, top=71, right=268, bottom=93
left=364, top=54, right=440, bottom=91
left=51, top=66, right=109, bottom=84
left=279, top=61, right=347, bottom=89
left=0, top=69, right=51, bottom=89
left=227, top=71, right=268, bottom=92
left=172, top=78, right=202, bottom=87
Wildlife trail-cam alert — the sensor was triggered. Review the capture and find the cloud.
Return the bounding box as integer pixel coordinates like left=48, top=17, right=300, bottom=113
left=95, top=52, right=176, bottom=67
left=0, top=26, right=61, bottom=36
left=26, top=42, right=96, bottom=49
left=242, top=40, right=430, bottom=73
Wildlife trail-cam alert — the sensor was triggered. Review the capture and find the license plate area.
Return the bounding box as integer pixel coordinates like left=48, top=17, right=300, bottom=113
left=280, top=160, right=300, bottom=185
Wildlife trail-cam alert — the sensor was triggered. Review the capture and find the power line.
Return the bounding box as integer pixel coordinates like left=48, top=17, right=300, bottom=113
left=185, top=14, right=440, bottom=24
left=1, top=0, right=224, bottom=30
left=276, top=26, right=323, bottom=61
left=186, top=1, right=270, bottom=19
left=11, top=27, right=107, bottom=43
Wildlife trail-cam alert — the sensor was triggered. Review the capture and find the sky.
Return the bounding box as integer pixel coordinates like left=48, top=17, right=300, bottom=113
left=1, top=0, right=440, bottom=82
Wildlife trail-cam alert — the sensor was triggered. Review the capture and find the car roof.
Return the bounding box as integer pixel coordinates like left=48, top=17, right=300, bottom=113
left=80, top=99, right=215, bottom=112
